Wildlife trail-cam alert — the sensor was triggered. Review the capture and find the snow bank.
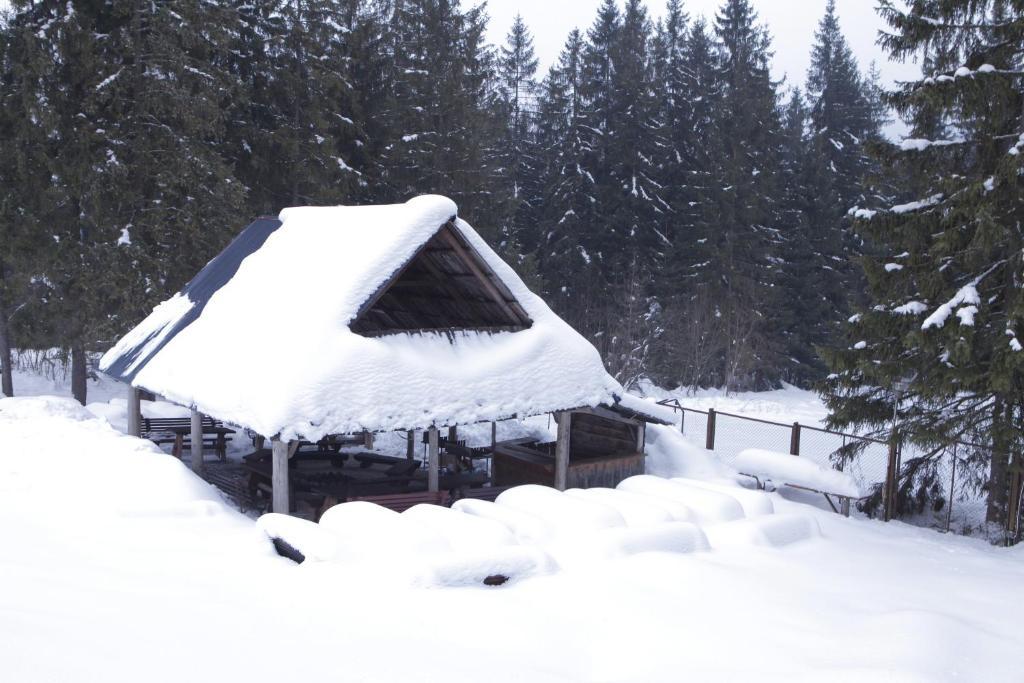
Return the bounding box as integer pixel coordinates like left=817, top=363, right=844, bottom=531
left=704, top=514, right=822, bottom=549
left=644, top=423, right=732, bottom=480
left=416, top=546, right=557, bottom=588
left=318, top=501, right=453, bottom=563
left=617, top=475, right=745, bottom=524
left=256, top=513, right=337, bottom=562
left=735, top=449, right=862, bottom=498
left=0, top=395, right=94, bottom=422
left=402, top=503, right=518, bottom=552
left=495, top=485, right=626, bottom=534
left=565, top=487, right=682, bottom=526
left=450, top=498, right=553, bottom=544
left=672, top=478, right=774, bottom=517
left=595, top=522, right=710, bottom=557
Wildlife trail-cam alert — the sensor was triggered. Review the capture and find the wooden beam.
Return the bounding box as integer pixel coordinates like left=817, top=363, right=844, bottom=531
left=127, top=386, right=141, bottom=437
left=437, top=227, right=526, bottom=326
left=428, top=426, right=439, bottom=492
left=636, top=422, right=646, bottom=454
left=272, top=437, right=291, bottom=514
left=190, top=409, right=204, bottom=473
left=406, top=430, right=415, bottom=460
left=554, top=411, right=571, bottom=491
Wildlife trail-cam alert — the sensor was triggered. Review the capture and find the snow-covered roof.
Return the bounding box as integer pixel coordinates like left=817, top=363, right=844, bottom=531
left=100, top=195, right=671, bottom=440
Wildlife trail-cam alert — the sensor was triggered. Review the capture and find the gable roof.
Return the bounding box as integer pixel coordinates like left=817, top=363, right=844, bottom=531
left=100, top=195, right=673, bottom=439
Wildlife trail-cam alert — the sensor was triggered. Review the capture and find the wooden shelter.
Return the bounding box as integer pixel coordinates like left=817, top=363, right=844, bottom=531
left=100, top=195, right=674, bottom=515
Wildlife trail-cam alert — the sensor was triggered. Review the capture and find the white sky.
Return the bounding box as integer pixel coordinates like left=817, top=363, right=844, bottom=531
left=485, top=0, right=922, bottom=135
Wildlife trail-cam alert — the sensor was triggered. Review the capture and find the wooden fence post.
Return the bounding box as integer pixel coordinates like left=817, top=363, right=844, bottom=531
left=406, top=430, right=415, bottom=460
left=790, top=422, right=801, bottom=456
left=883, top=436, right=900, bottom=522
left=705, top=409, right=716, bottom=451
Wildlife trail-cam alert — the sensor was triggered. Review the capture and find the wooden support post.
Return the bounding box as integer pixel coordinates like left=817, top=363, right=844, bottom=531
left=554, top=411, right=571, bottom=491
left=406, top=430, right=415, bottom=460
left=448, top=425, right=458, bottom=443
left=491, top=421, right=497, bottom=451
left=190, top=408, right=204, bottom=473
left=427, top=426, right=439, bottom=493
left=790, top=422, right=801, bottom=456
left=636, top=422, right=646, bottom=453
left=705, top=408, right=716, bottom=451
left=272, top=437, right=291, bottom=514
left=127, top=386, right=141, bottom=437
left=363, top=431, right=374, bottom=450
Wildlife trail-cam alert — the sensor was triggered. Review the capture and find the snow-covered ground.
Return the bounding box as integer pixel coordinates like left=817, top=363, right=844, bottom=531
left=1, top=368, right=1023, bottom=681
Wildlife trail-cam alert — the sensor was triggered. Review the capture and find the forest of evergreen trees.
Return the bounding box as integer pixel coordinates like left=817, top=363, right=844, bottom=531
left=0, top=0, right=891, bottom=404
left=3, top=0, right=1023, bottom=526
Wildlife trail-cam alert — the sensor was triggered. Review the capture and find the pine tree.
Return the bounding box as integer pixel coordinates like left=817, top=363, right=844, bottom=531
left=380, top=0, right=502, bottom=231
left=2, top=1, right=248, bottom=403
left=824, top=0, right=1024, bottom=530
left=495, top=14, right=542, bottom=269
left=227, top=0, right=367, bottom=214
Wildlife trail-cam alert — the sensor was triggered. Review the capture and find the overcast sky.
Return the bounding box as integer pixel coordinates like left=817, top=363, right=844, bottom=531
left=485, top=0, right=921, bottom=134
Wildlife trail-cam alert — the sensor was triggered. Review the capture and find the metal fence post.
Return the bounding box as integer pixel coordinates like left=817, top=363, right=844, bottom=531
left=790, top=422, right=800, bottom=456
left=945, top=445, right=957, bottom=533
left=883, top=434, right=900, bottom=522
left=705, top=408, right=716, bottom=451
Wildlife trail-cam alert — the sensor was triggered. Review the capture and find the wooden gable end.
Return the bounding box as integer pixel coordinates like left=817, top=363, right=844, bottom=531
left=349, top=222, right=533, bottom=336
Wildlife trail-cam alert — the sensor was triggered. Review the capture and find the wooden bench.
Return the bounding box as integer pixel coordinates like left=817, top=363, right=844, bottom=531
left=735, top=448, right=862, bottom=517
left=450, top=485, right=512, bottom=503
left=341, top=490, right=451, bottom=513
left=141, top=416, right=235, bottom=460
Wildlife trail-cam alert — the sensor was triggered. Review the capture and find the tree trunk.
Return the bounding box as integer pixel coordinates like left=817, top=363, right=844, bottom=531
left=986, top=399, right=1012, bottom=526
left=71, top=344, right=88, bottom=405
left=0, top=307, right=12, bottom=398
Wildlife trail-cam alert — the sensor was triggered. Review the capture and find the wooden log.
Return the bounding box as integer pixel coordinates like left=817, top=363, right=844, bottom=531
left=190, top=409, right=204, bottom=473
left=406, top=430, right=415, bottom=460
left=272, top=437, right=291, bottom=514
left=363, top=431, right=375, bottom=450
left=127, top=386, right=141, bottom=437
left=554, top=411, right=571, bottom=491
left=427, top=426, right=439, bottom=493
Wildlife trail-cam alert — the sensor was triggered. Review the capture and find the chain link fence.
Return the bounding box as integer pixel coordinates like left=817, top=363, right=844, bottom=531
left=658, top=399, right=1020, bottom=543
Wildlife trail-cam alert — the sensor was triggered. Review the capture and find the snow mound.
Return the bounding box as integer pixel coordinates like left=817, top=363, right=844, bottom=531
left=672, top=478, right=774, bottom=516
left=318, top=501, right=453, bottom=562
left=704, top=514, right=822, bottom=549
left=644, top=423, right=732, bottom=480
left=450, top=498, right=553, bottom=544
left=735, top=448, right=862, bottom=498
left=596, top=522, right=710, bottom=557
left=565, top=487, right=681, bottom=526
left=495, top=485, right=626, bottom=534
left=617, top=475, right=745, bottom=524
left=402, top=503, right=518, bottom=552
left=257, top=513, right=337, bottom=562
left=416, top=546, right=557, bottom=588
left=0, top=395, right=95, bottom=422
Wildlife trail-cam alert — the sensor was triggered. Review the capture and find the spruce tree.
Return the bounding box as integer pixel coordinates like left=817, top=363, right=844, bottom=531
left=824, top=0, right=1024, bottom=530
left=709, top=0, right=785, bottom=389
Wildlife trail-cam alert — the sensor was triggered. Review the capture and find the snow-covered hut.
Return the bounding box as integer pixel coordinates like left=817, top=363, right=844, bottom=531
left=100, top=195, right=673, bottom=512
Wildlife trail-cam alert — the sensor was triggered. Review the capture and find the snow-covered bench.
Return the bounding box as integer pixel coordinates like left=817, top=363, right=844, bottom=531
left=734, top=448, right=863, bottom=517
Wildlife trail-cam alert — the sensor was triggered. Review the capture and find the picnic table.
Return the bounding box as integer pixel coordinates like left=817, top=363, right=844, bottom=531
left=167, top=424, right=236, bottom=461
left=735, top=448, right=863, bottom=517
left=141, top=416, right=235, bottom=460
